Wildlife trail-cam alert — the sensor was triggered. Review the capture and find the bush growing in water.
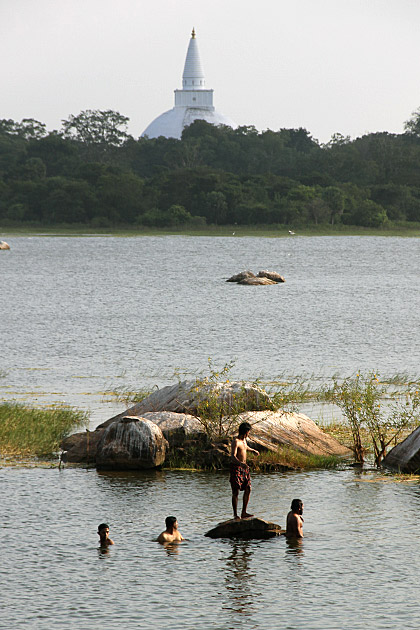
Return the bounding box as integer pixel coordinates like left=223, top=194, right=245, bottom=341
left=324, top=373, right=420, bottom=466
left=0, top=402, right=89, bottom=457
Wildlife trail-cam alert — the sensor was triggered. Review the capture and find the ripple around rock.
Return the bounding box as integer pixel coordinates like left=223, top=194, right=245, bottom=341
left=205, top=516, right=284, bottom=539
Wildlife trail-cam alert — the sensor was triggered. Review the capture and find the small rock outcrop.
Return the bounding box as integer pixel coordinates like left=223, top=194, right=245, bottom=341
left=95, top=416, right=168, bottom=470
left=227, top=269, right=285, bottom=284
left=98, top=380, right=271, bottom=429
left=257, top=270, right=285, bottom=283
left=205, top=517, right=283, bottom=539
left=382, top=427, right=420, bottom=473
left=0, top=241, right=10, bottom=250
left=239, top=277, right=277, bottom=285
left=226, top=270, right=256, bottom=282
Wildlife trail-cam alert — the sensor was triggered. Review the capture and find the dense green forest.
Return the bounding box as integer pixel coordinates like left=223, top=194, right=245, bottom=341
left=2, top=108, right=420, bottom=228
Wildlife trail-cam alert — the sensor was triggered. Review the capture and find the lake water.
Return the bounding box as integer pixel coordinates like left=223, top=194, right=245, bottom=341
left=1, top=234, right=420, bottom=629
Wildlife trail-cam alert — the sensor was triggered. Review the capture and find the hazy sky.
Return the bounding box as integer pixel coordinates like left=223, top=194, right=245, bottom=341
left=2, top=0, right=420, bottom=143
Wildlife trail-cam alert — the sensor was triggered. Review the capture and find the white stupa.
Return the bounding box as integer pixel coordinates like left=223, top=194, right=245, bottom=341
left=142, top=29, right=237, bottom=139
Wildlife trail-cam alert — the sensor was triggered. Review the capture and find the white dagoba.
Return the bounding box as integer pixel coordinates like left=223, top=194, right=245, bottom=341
left=142, top=29, right=237, bottom=139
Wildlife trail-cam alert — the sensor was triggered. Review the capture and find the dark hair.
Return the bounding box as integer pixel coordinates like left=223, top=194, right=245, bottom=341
left=290, top=499, right=303, bottom=512
left=98, top=523, right=109, bottom=533
left=238, top=422, right=252, bottom=437
left=165, top=516, right=177, bottom=529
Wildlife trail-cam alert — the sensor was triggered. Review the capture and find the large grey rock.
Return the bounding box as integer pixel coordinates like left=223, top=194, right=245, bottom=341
left=96, top=416, right=168, bottom=470
left=141, top=411, right=206, bottom=445
left=257, top=270, right=285, bottom=283
left=237, top=410, right=352, bottom=457
left=205, top=517, right=283, bottom=539
left=382, top=426, right=420, bottom=473
left=226, top=270, right=255, bottom=282
left=98, top=380, right=271, bottom=429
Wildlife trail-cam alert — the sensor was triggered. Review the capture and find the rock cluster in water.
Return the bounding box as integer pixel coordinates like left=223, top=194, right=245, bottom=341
left=60, top=380, right=351, bottom=470
left=226, top=270, right=285, bottom=284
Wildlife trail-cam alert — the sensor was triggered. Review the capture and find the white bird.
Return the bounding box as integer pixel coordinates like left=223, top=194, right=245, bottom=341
left=288, top=230, right=295, bottom=235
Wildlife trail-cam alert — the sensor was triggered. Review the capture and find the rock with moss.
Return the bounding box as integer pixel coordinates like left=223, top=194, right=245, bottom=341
left=95, top=416, right=168, bottom=470
left=205, top=516, right=284, bottom=539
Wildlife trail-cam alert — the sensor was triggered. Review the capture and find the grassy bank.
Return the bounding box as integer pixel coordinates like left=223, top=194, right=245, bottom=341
left=2, top=222, right=420, bottom=238
left=0, top=402, right=88, bottom=460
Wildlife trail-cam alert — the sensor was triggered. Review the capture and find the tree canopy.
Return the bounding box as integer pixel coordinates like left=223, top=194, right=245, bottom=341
left=1, top=110, right=420, bottom=228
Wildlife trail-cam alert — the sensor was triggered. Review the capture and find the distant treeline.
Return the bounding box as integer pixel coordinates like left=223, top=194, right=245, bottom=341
left=2, top=108, right=420, bottom=228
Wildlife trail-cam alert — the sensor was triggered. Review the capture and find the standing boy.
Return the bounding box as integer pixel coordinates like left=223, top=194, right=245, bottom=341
left=230, top=421, right=259, bottom=520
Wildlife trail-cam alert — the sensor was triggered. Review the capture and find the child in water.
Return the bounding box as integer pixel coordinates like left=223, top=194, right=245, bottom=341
left=98, top=523, right=114, bottom=547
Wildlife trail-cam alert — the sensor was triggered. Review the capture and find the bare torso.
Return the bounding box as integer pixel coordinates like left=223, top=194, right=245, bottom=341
left=286, top=511, right=304, bottom=538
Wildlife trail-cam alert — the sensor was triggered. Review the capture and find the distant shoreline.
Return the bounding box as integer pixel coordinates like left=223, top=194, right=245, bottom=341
left=2, top=223, right=420, bottom=238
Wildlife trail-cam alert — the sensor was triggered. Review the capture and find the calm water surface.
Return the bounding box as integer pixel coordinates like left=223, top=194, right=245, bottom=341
left=2, top=466, right=420, bottom=630
left=1, top=235, right=419, bottom=425
left=1, top=235, right=420, bottom=629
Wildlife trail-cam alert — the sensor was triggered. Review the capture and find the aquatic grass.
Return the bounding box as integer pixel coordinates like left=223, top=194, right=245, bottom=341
left=0, top=402, right=88, bottom=458
left=249, top=447, right=342, bottom=471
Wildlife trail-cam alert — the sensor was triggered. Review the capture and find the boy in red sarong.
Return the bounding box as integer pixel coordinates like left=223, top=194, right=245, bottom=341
left=230, top=422, right=259, bottom=520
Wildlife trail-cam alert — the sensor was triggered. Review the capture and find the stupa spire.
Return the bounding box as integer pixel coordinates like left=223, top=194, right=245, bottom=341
left=182, top=28, right=205, bottom=90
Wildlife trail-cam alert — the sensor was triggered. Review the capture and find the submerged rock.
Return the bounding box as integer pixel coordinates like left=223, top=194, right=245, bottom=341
left=96, top=416, right=168, bottom=470
left=382, top=426, right=420, bottom=473
left=205, top=516, right=283, bottom=539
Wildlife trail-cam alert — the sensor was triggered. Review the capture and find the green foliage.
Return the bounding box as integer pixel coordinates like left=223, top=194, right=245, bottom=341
left=324, top=373, right=420, bottom=466
left=4, top=109, right=420, bottom=228
left=0, top=402, right=88, bottom=457
left=184, top=360, right=266, bottom=441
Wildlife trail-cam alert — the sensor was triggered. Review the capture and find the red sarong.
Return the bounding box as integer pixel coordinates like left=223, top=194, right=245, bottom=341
left=230, top=463, right=251, bottom=492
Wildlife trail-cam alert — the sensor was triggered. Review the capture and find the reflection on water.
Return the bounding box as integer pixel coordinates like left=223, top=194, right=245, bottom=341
left=223, top=541, right=256, bottom=616
left=285, top=537, right=304, bottom=556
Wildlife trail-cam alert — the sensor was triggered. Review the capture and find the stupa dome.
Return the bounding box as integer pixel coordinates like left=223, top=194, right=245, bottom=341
left=142, top=29, right=237, bottom=139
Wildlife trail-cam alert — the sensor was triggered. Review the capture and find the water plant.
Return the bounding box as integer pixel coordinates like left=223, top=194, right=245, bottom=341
left=0, top=402, right=89, bottom=458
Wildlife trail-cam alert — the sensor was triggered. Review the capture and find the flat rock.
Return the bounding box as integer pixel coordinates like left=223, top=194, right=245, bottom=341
left=205, top=517, right=284, bottom=539
left=382, top=426, right=420, bottom=473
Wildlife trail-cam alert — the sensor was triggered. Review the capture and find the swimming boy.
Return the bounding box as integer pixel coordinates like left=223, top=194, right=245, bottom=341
left=286, top=499, right=304, bottom=538
left=230, top=421, right=259, bottom=520
left=157, top=516, right=185, bottom=544
left=98, top=523, right=114, bottom=546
